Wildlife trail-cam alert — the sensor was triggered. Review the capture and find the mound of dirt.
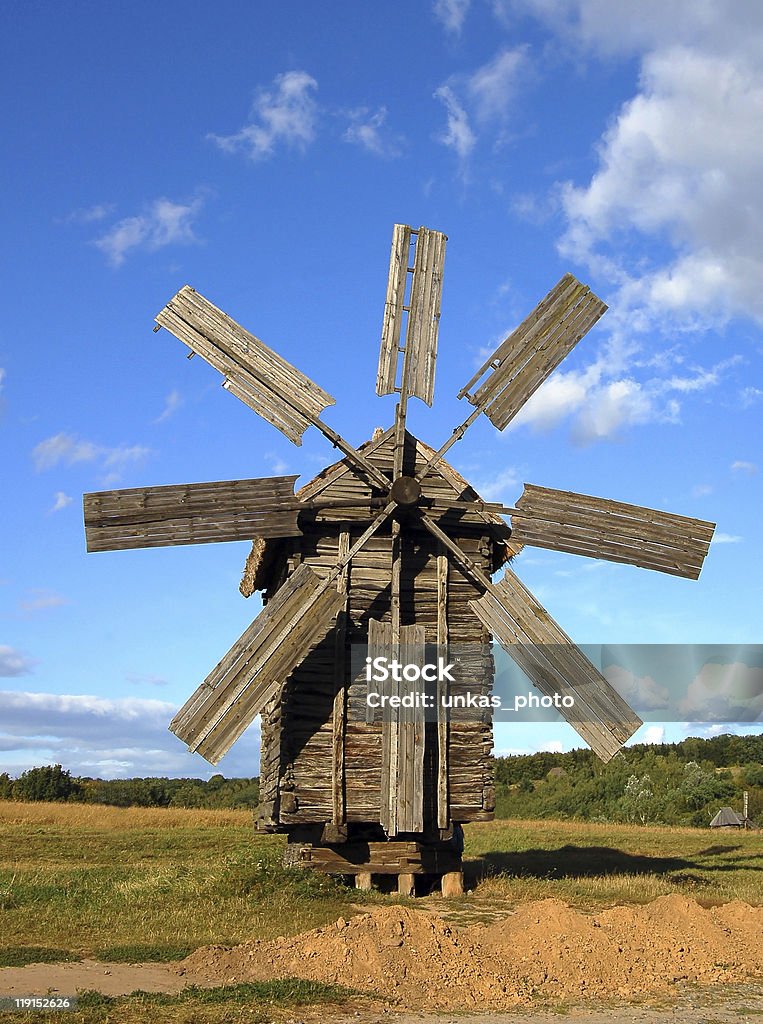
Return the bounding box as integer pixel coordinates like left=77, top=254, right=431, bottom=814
left=179, top=895, right=763, bottom=1011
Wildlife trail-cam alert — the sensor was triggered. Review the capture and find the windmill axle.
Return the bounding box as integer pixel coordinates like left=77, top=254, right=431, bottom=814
left=390, top=475, right=422, bottom=507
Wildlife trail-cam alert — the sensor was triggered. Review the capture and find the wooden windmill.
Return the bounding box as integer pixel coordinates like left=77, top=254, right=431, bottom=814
left=83, top=224, right=715, bottom=893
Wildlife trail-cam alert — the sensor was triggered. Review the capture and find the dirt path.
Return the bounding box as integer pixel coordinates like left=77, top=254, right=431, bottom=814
left=0, top=958, right=186, bottom=998
left=0, top=962, right=761, bottom=1023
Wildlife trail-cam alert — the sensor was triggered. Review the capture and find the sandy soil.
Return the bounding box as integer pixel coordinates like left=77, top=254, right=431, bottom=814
left=180, top=894, right=763, bottom=1012
left=1, top=895, right=761, bottom=1021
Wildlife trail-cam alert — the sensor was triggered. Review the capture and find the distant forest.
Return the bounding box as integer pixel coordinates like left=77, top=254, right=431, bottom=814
left=1, top=733, right=760, bottom=827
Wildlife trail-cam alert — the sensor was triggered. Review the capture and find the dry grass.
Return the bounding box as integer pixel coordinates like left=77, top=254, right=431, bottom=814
left=1, top=802, right=761, bottom=964
left=0, top=801, right=251, bottom=829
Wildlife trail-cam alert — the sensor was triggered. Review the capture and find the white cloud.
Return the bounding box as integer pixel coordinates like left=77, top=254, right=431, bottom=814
left=93, top=196, right=203, bottom=267
left=19, top=589, right=68, bottom=612
left=604, top=665, right=670, bottom=711
left=210, top=70, right=318, bottom=161
left=469, top=466, right=520, bottom=502
left=711, top=533, right=742, bottom=545
left=740, top=386, right=763, bottom=407
left=60, top=203, right=114, bottom=225
left=731, top=460, right=757, bottom=474
left=527, top=4, right=763, bottom=330
left=154, top=389, right=182, bottom=424
left=636, top=725, right=666, bottom=745
left=0, top=691, right=261, bottom=779
left=467, top=47, right=528, bottom=122
left=0, top=646, right=35, bottom=677
left=434, top=85, right=476, bottom=161
left=691, top=484, right=713, bottom=498
left=434, top=47, right=527, bottom=162
left=343, top=107, right=400, bottom=157
left=49, top=491, right=73, bottom=513
left=125, top=672, right=169, bottom=688
left=678, top=661, right=763, bottom=721
left=33, top=433, right=151, bottom=473
left=541, top=740, right=564, bottom=753
left=502, top=342, right=735, bottom=443
left=433, top=0, right=471, bottom=33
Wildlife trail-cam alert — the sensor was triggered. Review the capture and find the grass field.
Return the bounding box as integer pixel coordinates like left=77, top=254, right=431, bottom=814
left=0, top=801, right=761, bottom=1021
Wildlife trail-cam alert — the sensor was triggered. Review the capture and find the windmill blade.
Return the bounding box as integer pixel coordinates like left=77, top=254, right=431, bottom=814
left=170, top=563, right=345, bottom=764
left=171, top=500, right=398, bottom=764
left=84, top=476, right=302, bottom=552
left=156, top=286, right=335, bottom=446
left=459, top=274, right=606, bottom=430
left=156, top=286, right=390, bottom=492
left=418, top=513, right=641, bottom=763
left=470, top=570, right=642, bottom=762
left=512, top=484, right=716, bottom=580
left=377, top=224, right=447, bottom=408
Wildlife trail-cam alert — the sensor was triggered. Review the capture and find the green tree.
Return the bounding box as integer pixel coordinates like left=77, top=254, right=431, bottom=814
left=13, top=765, right=79, bottom=802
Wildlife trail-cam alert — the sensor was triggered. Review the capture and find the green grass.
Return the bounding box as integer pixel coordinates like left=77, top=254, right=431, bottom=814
left=0, top=946, right=79, bottom=968
left=93, top=944, right=195, bottom=963
left=1, top=801, right=761, bottom=969
left=460, top=818, right=763, bottom=912
left=0, top=980, right=364, bottom=1024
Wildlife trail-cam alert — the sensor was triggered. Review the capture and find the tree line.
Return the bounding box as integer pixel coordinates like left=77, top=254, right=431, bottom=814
left=1, top=733, right=760, bottom=824
left=494, top=733, right=763, bottom=826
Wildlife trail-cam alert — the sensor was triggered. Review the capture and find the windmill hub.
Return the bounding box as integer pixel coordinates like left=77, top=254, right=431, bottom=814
left=390, top=475, right=421, bottom=508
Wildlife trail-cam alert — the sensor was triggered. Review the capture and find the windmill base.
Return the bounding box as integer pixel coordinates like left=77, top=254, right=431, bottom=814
left=284, top=839, right=464, bottom=896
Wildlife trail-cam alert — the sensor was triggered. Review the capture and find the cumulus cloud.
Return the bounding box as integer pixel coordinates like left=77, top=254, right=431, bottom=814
left=636, top=725, right=666, bottom=745
left=731, top=460, right=757, bottom=474
left=210, top=70, right=318, bottom=161
left=93, top=196, right=203, bottom=267
left=604, top=664, right=670, bottom=711
left=0, top=646, right=35, bottom=677
left=33, top=433, right=151, bottom=474
left=510, top=3, right=763, bottom=331
left=501, top=340, right=734, bottom=443
left=0, top=691, right=262, bottom=779
left=433, top=0, right=471, bottom=33
left=343, top=107, right=401, bottom=157
left=678, top=661, right=763, bottom=721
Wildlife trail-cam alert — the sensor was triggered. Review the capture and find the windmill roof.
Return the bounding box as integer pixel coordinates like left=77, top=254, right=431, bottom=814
left=240, top=425, right=519, bottom=597
left=709, top=806, right=745, bottom=827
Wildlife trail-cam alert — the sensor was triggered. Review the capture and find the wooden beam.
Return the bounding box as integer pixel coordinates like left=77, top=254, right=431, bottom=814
left=331, top=530, right=351, bottom=826
left=436, top=547, right=449, bottom=830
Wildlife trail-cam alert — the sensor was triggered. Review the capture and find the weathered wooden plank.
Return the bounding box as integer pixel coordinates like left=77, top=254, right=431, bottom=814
left=436, top=548, right=449, bottom=830
left=406, top=227, right=446, bottom=406
left=331, top=531, right=350, bottom=826
left=458, top=275, right=606, bottom=430
left=170, top=563, right=344, bottom=763
left=377, top=224, right=411, bottom=397
left=512, top=484, right=714, bottom=579
left=471, top=568, right=642, bottom=762
left=156, top=287, right=335, bottom=445
left=376, top=225, right=446, bottom=407
left=84, top=476, right=302, bottom=551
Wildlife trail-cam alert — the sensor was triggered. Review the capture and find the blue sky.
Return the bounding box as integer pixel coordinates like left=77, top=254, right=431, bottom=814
left=1, top=1, right=761, bottom=779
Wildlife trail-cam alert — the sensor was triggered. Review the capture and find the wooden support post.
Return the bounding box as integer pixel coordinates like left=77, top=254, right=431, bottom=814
left=355, top=872, right=373, bottom=891
left=397, top=872, right=415, bottom=897
left=441, top=871, right=464, bottom=897
left=331, top=530, right=350, bottom=826
left=436, top=546, right=449, bottom=830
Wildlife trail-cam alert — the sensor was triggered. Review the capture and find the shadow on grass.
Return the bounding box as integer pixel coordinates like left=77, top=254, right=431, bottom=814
left=464, top=845, right=694, bottom=887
